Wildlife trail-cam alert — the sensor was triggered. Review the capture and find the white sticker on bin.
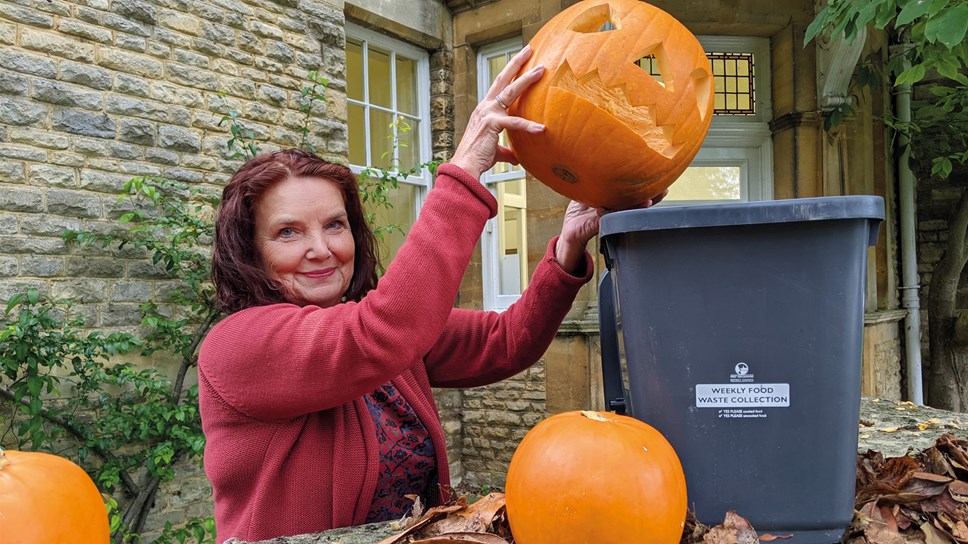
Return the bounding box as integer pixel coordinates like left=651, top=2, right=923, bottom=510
left=695, top=383, right=790, bottom=408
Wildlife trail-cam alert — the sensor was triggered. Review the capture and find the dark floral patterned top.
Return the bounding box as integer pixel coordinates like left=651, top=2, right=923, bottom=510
left=364, top=382, right=437, bottom=523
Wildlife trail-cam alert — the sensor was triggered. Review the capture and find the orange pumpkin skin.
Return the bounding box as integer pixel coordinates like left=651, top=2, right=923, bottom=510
left=507, top=0, right=714, bottom=210
left=0, top=450, right=110, bottom=543
left=505, top=410, right=687, bottom=544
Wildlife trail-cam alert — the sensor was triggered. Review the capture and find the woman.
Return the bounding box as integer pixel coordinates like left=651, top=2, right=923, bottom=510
left=198, top=46, right=662, bottom=542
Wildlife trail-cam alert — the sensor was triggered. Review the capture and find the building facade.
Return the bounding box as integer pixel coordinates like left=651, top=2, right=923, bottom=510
left=0, top=0, right=920, bottom=533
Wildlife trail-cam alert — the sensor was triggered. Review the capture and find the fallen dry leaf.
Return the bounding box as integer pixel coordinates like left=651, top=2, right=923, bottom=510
left=701, top=511, right=759, bottom=544
left=409, top=533, right=509, bottom=544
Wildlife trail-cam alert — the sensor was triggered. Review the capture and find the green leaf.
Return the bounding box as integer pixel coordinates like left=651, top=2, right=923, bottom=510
left=895, top=63, right=927, bottom=84
left=924, top=4, right=968, bottom=47
left=897, top=0, right=932, bottom=26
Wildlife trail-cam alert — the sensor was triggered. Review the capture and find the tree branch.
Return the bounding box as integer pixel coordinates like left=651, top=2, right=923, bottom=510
left=0, top=385, right=140, bottom=495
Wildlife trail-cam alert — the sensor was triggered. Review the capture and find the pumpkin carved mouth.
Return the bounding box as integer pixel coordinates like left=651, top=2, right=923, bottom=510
left=550, top=60, right=681, bottom=159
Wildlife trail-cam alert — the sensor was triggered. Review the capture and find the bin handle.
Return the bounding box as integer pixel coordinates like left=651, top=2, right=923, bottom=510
left=599, top=269, right=626, bottom=414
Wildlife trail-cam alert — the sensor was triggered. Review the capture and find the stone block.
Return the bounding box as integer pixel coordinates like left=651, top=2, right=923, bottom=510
left=0, top=279, right=48, bottom=301
left=74, top=5, right=101, bottom=24
left=0, top=69, right=29, bottom=95
left=0, top=186, right=43, bottom=212
left=52, top=110, right=116, bottom=139
left=33, top=0, right=71, bottom=17
left=113, top=0, right=158, bottom=24
left=0, top=235, right=68, bottom=255
left=110, top=280, right=152, bottom=301
left=0, top=144, right=47, bottom=162
left=0, top=161, right=25, bottom=183
left=98, top=49, right=164, bottom=78
left=51, top=278, right=109, bottom=303
left=20, top=27, right=95, bottom=62
left=19, top=214, right=82, bottom=236
left=32, top=79, right=103, bottom=110
left=29, top=164, right=76, bottom=187
left=159, top=9, right=202, bottom=35
left=79, top=169, right=129, bottom=192
left=0, top=20, right=15, bottom=45
left=191, top=37, right=221, bottom=57
left=166, top=63, right=219, bottom=91
left=9, top=128, right=69, bottom=151
left=60, top=61, right=114, bottom=90
left=158, top=125, right=201, bottom=153
left=0, top=256, right=18, bottom=276
left=21, top=255, right=62, bottom=277
left=224, top=48, right=254, bottom=66
left=0, top=98, right=47, bottom=126
left=105, top=95, right=167, bottom=122
left=149, top=82, right=204, bottom=108
left=66, top=257, right=124, bottom=277
left=0, top=4, right=54, bottom=28
left=191, top=2, right=224, bottom=24
left=56, top=19, right=112, bottom=43
left=201, top=21, right=235, bottom=45
left=238, top=32, right=265, bottom=55
left=99, top=303, right=143, bottom=326
left=118, top=118, right=157, bottom=146
left=147, top=42, right=172, bottom=58
left=145, top=147, right=180, bottom=165
left=47, top=189, right=102, bottom=217
left=0, top=50, right=57, bottom=78
left=115, top=74, right=150, bottom=97
left=266, top=40, right=294, bottom=63
left=102, top=13, right=151, bottom=37
left=108, top=142, right=142, bottom=160
left=0, top=214, right=15, bottom=234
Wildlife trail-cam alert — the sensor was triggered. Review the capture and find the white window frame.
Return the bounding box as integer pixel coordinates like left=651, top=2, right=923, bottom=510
left=346, top=23, right=433, bottom=224
left=662, top=36, right=774, bottom=206
left=478, top=38, right=526, bottom=312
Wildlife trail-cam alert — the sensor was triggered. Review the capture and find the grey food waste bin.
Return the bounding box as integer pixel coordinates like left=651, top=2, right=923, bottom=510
left=598, top=196, right=884, bottom=544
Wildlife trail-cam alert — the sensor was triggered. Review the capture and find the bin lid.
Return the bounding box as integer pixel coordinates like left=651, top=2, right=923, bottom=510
left=600, top=195, right=884, bottom=237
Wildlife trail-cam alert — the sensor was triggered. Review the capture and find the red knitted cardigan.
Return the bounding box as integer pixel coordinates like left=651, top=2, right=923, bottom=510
left=198, top=164, right=593, bottom=542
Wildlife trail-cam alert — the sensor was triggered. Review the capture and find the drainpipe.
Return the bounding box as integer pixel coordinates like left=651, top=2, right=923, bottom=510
left=891, top=41, right=924, bottom=405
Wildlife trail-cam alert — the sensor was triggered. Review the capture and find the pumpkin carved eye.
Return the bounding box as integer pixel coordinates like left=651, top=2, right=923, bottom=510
left=507, top=0, right=714, bottom=210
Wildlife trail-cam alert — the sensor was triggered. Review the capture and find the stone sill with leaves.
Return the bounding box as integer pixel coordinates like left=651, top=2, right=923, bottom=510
left=228, top=398, right=965, bottom=544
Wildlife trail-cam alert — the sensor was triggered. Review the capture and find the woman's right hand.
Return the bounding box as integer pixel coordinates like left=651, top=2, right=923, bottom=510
left=450, top=45, right=547, bottom=180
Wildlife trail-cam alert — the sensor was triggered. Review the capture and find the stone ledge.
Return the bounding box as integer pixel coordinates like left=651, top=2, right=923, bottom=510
left=233, top=397, right=965, bottom=544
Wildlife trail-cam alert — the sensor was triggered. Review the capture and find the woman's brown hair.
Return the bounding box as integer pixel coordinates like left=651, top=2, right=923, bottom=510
left=212, top=148, right=379, bottom=314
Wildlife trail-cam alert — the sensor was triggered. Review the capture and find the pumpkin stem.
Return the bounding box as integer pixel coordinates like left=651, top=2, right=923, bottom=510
left=580, top=410, right=610, bottom=422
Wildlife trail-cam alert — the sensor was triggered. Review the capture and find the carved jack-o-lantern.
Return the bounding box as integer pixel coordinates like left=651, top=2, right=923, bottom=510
left=507, top=0, right=713, bottom=210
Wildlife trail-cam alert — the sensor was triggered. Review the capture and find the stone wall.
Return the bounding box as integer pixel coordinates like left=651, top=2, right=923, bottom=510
left=0, top=0, right=347, bottom=307
left=0, top=0, right=348, bottom=537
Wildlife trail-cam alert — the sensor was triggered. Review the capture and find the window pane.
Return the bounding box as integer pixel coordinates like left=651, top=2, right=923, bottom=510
left=366, top=183, right=418, bottom=264
left=499, top=206, right=523, bottom=295
left=397, top=117, right=420, bottom=172
left=707, top=52, right=755, bottom=115
left=369, top=109, right=394, bottom=167
left=347, top=39, right=364, bottom=102
left=348, top=103, right=366, bottom=165
left=368, top=46, right=392, bottom=109
left=668, top=166, right=742, bottom=201
left=396, top=56, right=417, bottom=115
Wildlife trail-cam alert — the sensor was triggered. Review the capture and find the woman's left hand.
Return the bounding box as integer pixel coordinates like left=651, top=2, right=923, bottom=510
left=554, top=189, right=669, bottom=273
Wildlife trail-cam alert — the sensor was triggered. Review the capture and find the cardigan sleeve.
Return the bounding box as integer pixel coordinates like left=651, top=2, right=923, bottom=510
left=423, top=236, right=594, bottom=388
left=198, top=164, right=498, bottom=421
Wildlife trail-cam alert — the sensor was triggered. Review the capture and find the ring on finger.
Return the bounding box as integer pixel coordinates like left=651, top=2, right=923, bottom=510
left=495, top=95, right=510, bottom=110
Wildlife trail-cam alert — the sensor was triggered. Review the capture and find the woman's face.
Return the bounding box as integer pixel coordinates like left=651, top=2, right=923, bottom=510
left=254, top=176, right=355, bottom=308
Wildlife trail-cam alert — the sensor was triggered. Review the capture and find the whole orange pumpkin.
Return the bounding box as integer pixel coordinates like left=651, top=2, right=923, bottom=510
left=507, top=0, right=713, bottom=210
left=505, top=410, right=687, bottom=544
left=0, top=449, right=110, bottom=543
